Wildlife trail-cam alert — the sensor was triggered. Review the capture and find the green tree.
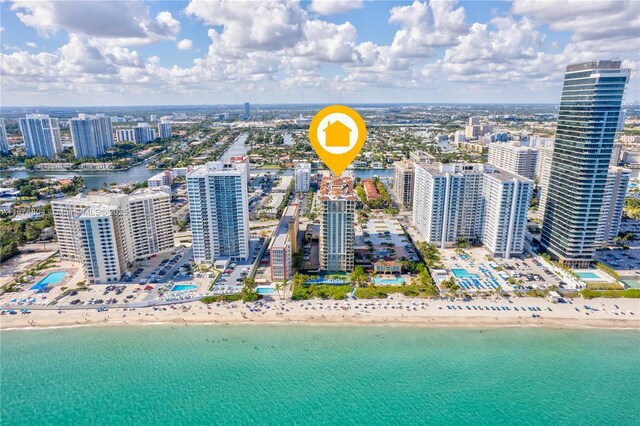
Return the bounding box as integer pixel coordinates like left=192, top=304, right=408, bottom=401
left=241, top=278, right=258, bottom=301
left=349, top=266, right=368, bottom=287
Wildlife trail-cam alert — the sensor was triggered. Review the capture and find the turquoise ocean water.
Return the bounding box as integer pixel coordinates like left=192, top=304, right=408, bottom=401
left=2, top=325, right=639, bottom=425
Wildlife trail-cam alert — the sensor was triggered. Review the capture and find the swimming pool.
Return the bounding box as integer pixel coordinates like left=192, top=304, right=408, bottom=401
left=451, top=269, right=479, bottom=279
left=256, top=287, right=275, bottom=295
left=29, top=272, right=67, bottom=291
left=170, top=284, right=198, bottom=292
left=575, top=271, right=600, bottom=280
left=305, top=276, right=350, bottom=285
left=373, top=277, right=405, bottom=285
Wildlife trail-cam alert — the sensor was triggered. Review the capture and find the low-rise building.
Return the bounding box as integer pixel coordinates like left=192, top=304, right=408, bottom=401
left=34, top=163, right=73, bottom=171
left=148, top=170, right=173, bottom=188
left=374, top=259, right=402, bottom=275
left=79, top=162, right=116, bottom=170
left=361, top=178, right=381, bottom=200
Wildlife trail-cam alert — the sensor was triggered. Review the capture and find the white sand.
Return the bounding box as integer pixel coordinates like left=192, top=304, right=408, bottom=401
left=2, top=296, right=639, bottom=330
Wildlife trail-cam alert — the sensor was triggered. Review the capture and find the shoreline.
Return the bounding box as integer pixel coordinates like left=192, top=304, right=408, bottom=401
left=3, top=307, right=639, bottom=332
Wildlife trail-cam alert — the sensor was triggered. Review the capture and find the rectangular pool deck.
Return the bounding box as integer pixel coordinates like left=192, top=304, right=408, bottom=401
left=29, top=272, right=67, bottom=291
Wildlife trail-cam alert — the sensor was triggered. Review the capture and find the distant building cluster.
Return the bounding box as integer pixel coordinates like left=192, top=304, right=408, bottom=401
left=8, top=113, right=173, bottom=160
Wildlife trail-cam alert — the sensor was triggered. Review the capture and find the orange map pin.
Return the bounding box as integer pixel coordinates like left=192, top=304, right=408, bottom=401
left=309, top=105, right=367, bottom=176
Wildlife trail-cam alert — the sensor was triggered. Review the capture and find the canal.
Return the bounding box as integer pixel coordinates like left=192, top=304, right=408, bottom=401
left=0, top=132, right=393, bottom=190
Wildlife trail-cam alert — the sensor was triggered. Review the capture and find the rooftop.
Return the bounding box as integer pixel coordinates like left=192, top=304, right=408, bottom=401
left=417, top=162, right=533, bottom=184
left=394, top=160, right=414, bottom=171
left=318, top=176, right=356, bottom=201
left=566, top=60, right=621, bottom=72
left=188, top=161, right=246, bottom=177
left=361, top=178, right=382, bottom=200
left=271, top=204, right=299, bottom=248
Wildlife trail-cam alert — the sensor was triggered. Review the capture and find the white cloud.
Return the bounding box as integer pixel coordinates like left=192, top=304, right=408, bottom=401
left=439, top=16, right=554, bottom=84
left=293, top=20, right=358, bottom=63
left=2, top=0, right=638, bottom=104
left=177, top=39, right=193, bottom=50
left=25, top=41, right=37, bottom=48
left=512, top=0, right=640, bottom=42
left=308, top=0, right=363, bottom=15
left=11, top=0, right=180, bottom=45
left=389, top=0, right=467, bottom=58
left=185, top=0, right=306, bottom=50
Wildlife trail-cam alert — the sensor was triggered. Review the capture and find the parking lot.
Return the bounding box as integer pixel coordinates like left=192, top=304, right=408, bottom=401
left=57, top=282, right=157, bottom=307
left=499, top=257, right=564, bottom=289
left=595, top=247, right=640, bottom=273
left=136, top=248, right=192, bottom=285
left=356, top=217, right=418, bottom=262
left=215, top=239, right=265, bottom=288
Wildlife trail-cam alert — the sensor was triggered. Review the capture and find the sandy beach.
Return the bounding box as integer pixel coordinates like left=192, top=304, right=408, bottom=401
left=2, top=296, right=639, bottom=331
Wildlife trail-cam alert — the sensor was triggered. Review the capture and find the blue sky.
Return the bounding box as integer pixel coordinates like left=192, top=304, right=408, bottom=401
left=1, top=0, right=638, bottom=106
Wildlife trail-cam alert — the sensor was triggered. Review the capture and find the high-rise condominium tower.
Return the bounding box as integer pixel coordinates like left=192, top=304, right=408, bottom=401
left=319, top=176, right=356, bottom=272
left=133, top=123, right=155, bottom=143
left=412, top=163, right=531, bottom=259
left=70, top=114, right=114, bottom=159
left=0, top=118, right=9, bottom=153
left=393, top=160, right=415, bottom=208
left=187, top=162, right=250, bottom=263
left=158, top=120, right=172, bottom=139
left=487, top=142, right=538, bottom=180
left=535, top=145, right=554, bottom=218
left=52, top=188, right=174, bottom=284
left=541, top=60, right=630, bottom=268
left=294, top=163, right=311, bottom=192
left=596, top=167, right=631, bottom=247
left=18, top=114, right=62, bottom=158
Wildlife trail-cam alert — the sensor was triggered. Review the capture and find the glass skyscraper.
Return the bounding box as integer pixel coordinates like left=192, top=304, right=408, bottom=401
left=541, top=60, right=630, bottom=268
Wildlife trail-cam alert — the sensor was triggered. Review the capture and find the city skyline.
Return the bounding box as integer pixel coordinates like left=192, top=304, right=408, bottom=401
left=1, top=0, right=639, bottom=106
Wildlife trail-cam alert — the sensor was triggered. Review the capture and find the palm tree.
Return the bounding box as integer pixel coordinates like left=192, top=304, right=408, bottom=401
left=350, top=266, right=368, bottom=287
left=241, top=278, right=257, bottom=302
left=275, top=282, right=286, bottom=299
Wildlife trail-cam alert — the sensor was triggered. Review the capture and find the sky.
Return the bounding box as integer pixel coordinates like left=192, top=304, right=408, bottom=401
left=1, top=0, right=639, bottom=106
